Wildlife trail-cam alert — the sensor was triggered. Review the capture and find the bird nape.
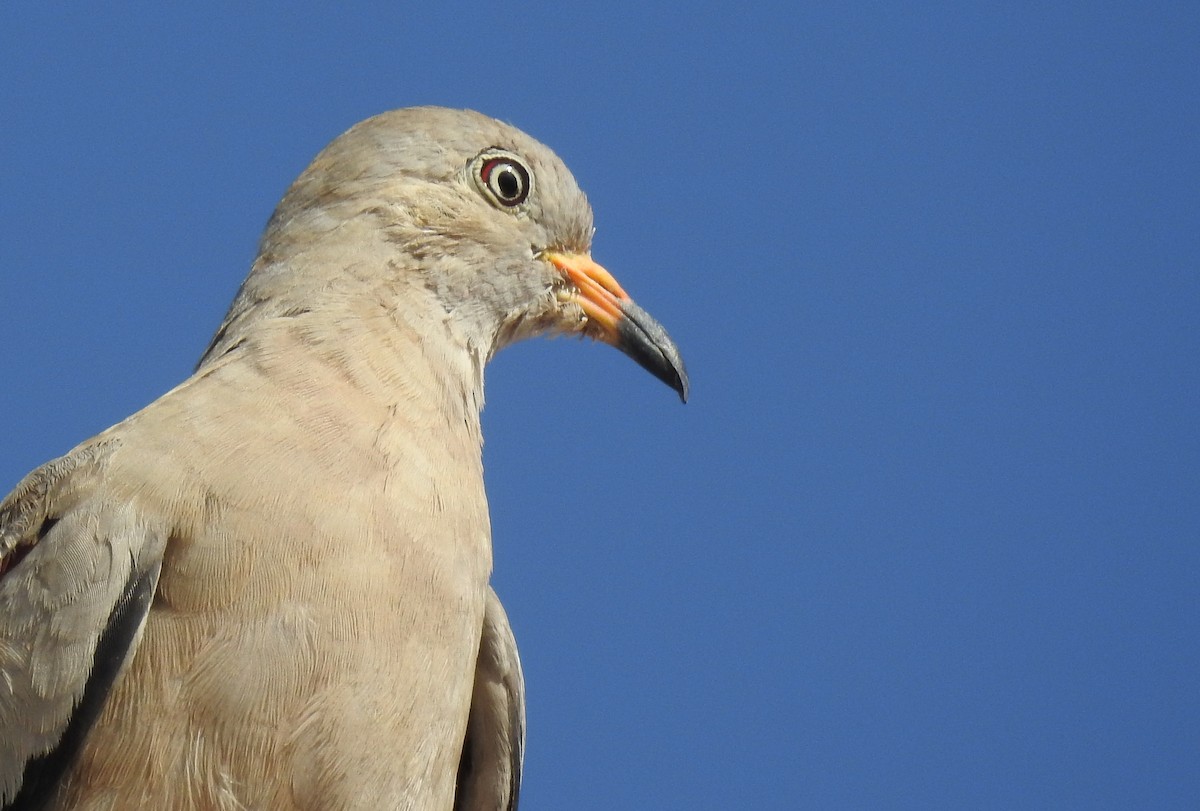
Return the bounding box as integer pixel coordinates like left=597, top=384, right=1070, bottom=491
left=0, top=106, right=686, bottom=811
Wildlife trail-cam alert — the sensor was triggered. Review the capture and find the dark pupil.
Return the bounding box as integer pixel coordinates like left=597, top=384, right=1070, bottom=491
left=496, top=167, right=521, bottom=199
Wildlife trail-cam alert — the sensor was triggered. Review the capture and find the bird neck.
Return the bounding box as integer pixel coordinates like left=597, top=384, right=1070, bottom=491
left=200, top=280, right=488, bottom=456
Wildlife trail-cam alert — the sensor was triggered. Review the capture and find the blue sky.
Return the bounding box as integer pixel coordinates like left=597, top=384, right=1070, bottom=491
left=2, top=4, right=1197, bottom=808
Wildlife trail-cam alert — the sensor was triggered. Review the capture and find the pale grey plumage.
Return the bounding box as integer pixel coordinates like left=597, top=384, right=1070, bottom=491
left=0, top=106, right=686, bottom=811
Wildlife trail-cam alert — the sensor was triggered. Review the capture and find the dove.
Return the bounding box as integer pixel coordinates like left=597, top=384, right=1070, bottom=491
left=0, top=106, right=687, bottom=811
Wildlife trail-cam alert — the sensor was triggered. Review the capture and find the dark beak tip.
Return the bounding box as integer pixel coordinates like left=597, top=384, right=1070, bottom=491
left=615, top=300, right=690, bottom=404
left=670, top=361, right=690, bottom=404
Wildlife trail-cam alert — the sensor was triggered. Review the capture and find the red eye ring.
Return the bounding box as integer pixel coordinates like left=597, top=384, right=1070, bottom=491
left=478, top=156, right=530, bottom=207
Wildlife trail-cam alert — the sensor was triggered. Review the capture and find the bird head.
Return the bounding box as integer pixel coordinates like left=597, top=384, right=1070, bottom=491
left=215, top=107, right=688, bottom=403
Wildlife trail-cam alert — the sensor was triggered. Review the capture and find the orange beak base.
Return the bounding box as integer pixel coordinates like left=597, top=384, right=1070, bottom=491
left=546, top=251, right=689, bottom=402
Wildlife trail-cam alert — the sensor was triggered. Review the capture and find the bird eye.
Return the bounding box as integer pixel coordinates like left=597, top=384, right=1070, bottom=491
left=474, top=152, right=531, bottom=208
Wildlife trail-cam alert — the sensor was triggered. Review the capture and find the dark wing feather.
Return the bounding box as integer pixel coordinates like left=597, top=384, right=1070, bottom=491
left=0, top=445, right=165, bottom=810
left=455, top=587, right=526, bottom=811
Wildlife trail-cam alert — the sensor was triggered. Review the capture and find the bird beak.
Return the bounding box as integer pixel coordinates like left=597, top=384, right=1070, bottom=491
left=545, top=251, right=689, bottom=403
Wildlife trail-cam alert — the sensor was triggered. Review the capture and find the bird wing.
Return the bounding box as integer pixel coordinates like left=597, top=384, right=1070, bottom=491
left=0, top=439, right=166, bottom=811
left=455, top=587, right=525, bottom=811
